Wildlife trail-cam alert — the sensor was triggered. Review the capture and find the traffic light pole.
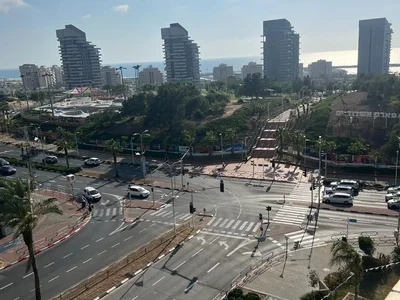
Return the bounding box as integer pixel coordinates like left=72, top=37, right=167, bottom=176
left=191, top=192, right=194, bottom=228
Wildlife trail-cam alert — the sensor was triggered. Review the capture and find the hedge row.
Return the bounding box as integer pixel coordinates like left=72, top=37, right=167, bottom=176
left=2, top=157, right=82, bottom=174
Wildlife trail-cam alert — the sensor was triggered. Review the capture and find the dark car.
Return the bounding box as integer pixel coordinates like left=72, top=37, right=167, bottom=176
left=42, top=155, right=58, bottom=164
left=0, top=165, right=16, bottom=176
left=0, top=158, right=10, bottom=166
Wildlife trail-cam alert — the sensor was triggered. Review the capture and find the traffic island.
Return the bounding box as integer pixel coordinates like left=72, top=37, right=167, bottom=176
left=53, top=224, right=201, bottom=300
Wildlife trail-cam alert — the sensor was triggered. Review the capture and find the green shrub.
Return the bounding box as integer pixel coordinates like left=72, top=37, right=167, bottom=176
left=324, top=269, right=350, bottom=290
left=300, top=291, right=329, bottom=300
left=358, top=236, right=375, bottom=256
left=2, top=156, right=81, bottom=174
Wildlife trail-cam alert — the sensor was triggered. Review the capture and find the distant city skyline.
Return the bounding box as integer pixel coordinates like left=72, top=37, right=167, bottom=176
left=1, top=0, right=400, bottom=68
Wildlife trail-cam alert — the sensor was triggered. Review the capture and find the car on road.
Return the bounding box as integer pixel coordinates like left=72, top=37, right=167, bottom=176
left=42, top=155, right=58, bottom=164
left=127, top=185, right=150, bottom=198
left=388, top=186, right=400, bottom=194
left=338, top=180, right=360, bottom=192
left=0, top=165, right=16, bottom=176
left=0, top=158, right=10, bottom=166
left=84, top=157, right=101, bottom=166
left=322, top=192, right=353, bottom=205
left=83, top=186, right=102, bottom=203
left=387, top=199, right=400, bottom=209
left=325, top=185, right=358, bottom=196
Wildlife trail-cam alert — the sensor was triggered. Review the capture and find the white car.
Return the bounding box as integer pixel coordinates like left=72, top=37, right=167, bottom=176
left=84, top=157, right=101, bottom=166
left=387, top=199, right=400, bottom=209
left=127, top=185, right=150, bottom=198
left=83, top=186, right=102, bottom=203
left=385, top=191, right=400, bottom=202
left=388, top=186, right=400, bottom=194
left=322, top=192, right=353, bottom=205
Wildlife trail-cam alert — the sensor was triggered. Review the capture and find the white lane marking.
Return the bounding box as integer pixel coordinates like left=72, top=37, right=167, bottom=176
left=124, top=236, right=133, bottom=241
left=139, top=229, right=146, bottom=233
left=48, top=276, right=59, bottom=283
left=98, top=250, right=107, bottom=256
left=149, top=223, right=156, bottom=227
left=239, top=221, right=248, bottom=231
left=225, top=220, right=235, bottom=228
left=209, top=236, right=220, bottom=244
left=12, top=297, right=20, bottom=300
left=23, top=272, right=33, bottom=279
left=245, top=222, right=255, bottom=232
left=111, top=242, right=120, bottom=248
left=152, top=276, right=165, bottom=286
left=192, top=248, right=203, bottom=257
left=96, top=238, right=104, bottom=243
left=63, top=253, right=73, bottom=258
left=132, top=296, right=138, bottom=300
left=231, top=220, right=241, bottom=230
left=83, top=258, right=92, bottom=264
left=172, top=261, right=186, bottom=271
left=81, top=244, right=89, bottom=250
left=212, top=218, right=223, bottom=227
left=66, top=266, right=77, bottom=272
left=207, top=262, right=220, bottom=273
left=112, top=207, right=117, bottom=216
left=219, top=219, right=229, bottom=228
left=44, top=262, right=55, bottom=268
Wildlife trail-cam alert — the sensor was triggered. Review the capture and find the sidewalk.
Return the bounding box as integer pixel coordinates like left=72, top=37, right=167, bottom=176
left=0, top=190, right=90, bottom=270
left=241, top=242, right=395, bottom=300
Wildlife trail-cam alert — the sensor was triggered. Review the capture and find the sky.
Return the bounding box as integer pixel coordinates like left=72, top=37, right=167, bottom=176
left=1, top=0, right=400, bottom=69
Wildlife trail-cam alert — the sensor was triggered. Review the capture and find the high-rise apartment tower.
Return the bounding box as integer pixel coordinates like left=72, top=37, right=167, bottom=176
left=56, top=25, right=102, bottom=89
left=262, top=19, right=300, bottom=81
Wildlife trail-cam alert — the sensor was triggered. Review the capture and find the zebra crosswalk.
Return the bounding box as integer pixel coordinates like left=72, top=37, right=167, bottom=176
left=272, top=205, right=309, bottom=227
left=92, top=207, right=123, bottom=218
left=204, top=217, right=264, bottom=237
left=283, top=229, right=327, bottom=249
left=149, top=204, right=193, bottom=221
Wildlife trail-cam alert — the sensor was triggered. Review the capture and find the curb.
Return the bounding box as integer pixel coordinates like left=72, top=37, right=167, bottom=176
left=92, top=229, right=202, bottom=300
left=0, top=215, right=91, bottom=271
left=200, top=173, right=298, bottom=185
left=310, top=205, right=397, bottom=217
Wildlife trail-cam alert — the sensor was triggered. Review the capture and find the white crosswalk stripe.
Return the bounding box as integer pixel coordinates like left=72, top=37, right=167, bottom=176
left=92, top=206, right=123, bottom=220
left=272, top=206, right=309, bottom=226
left=285, top=230, right=326, bottom=249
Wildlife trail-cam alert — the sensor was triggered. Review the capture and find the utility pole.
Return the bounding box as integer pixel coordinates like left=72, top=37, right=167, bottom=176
left=24, top=126, right=35, bottom=189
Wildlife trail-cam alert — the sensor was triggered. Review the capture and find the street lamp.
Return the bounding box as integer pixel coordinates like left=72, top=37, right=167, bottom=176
left=396, top=137, right=400, bottom=186
left=130, top=135, right=136, bottom=165
left=219, top=133, right=224, bottom=163
left=303, top=135, right=307, bottom=168
left=133, top=130, right=150, bottom=182
left=30, top=121, right=48, bottom=155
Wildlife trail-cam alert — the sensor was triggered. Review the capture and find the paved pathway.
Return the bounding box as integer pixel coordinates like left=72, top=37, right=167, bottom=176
left=0, top=190, right=89, bottom=270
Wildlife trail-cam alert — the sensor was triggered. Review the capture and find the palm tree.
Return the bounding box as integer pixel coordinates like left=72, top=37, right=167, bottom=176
left=54, top=127, right=74, bottom=168
left=275, top=127, right=287, bottom=155
left=225, top=128, right=237, bottom=155
left=0, top=178, right=62, bottom=300
left=133, top=65, right=141, bottom=88
left=106, top=139, right=122, bottom=177
left=203, top=131, right=217, bottom=155
left=183, top=130, right=196, bottom=158
left=330, top=240, right=363, bottom=299
left=292, top=130, right=305, bottom=159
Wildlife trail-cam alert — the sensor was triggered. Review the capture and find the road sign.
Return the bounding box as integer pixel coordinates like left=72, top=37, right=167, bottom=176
left=348, top=218, right=357, bottom=223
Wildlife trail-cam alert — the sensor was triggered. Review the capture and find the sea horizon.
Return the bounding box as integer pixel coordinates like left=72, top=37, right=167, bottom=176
left=2, top=48, right=400, bottom=79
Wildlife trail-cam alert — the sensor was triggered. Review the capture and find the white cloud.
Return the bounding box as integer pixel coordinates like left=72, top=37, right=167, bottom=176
left=113, top=4, right=129, bottom=13
left=82, top=14, right=91, bottom=19
left=0, top=0, right=29, bottom=14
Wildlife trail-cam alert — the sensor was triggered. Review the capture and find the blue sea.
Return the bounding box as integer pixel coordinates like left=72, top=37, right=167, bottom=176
left=0, top=56, right=262, bottom=79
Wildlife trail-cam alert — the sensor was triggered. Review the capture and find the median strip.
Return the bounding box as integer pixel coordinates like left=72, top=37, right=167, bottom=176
left=53, top=223, right=197, bottom=300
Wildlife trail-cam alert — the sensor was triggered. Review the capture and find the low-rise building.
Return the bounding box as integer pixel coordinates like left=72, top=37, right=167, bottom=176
left=101, top=66, right=121, bottom=86
left=213, top=64, right=233, bottom=82
left=138, top=65, right=164, bottom=86
left=241, top=62, right=262, bottom=79
left=19, top=64, right=41, bottom=90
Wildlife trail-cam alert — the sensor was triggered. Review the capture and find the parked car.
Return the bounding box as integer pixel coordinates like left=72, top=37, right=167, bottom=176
left=42, top=155, right=58, bottom=164
left=325, top=185, right=357, bottom=196
left=388, top=186, right=400, bottom=194
left=0, top=165, right=16, bottom=176
left=84, top=157, right=101, bottom=166
left=338, top=180, right=360, bottom=192
left=127, top=185, right=150, bottom=198
left=0, top=158, right=10, bottom=166
left=387, top=199, right=400, bottom=209
left=322, top=192, right=353, bottom=205
left=385, top=191, right=400, bottom=202
left=83, top=187, right=101, bottom=203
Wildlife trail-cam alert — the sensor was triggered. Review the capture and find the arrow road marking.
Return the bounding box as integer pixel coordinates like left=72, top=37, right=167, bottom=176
left=100, top=200, right=110, bottom=206
left=196, top=237, right=206, bottom=245
left=242, top=251, right=262, bottom=257
left=218, top=241, right=229, bottom=251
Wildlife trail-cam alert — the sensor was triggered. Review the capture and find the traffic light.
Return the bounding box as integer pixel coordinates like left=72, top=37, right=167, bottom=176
left=310, top=183, right=317, bottom=191
left=189, top=202, right=196, bottom=214
left=272, top=161, right=275, bottom=168
left=266, top=206, right=271, bottom=211
left=259, top=213, right=263, bottom=220
left=342, top=236, right=347, bottom=243
left=303, top=169, right=307, bottom=177
left=220, top=179, right=224, bottom=192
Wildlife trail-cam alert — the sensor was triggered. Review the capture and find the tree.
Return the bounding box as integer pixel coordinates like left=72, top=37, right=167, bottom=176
left=358, top=236, right=375, bottom=256
left=275, top=127, right=287, bottom=154
left=106, top=139, right=122, bottom=177
left=183, top=130, right=196, bottom=158
left=225, top=128, right=237, bottom=154
left=203, top=131, right=217, bottom=155
left=347, top=140, right=369, bottom=155
left=0, top=178, right=62, bottom=300
left=391, top=246, right=400, bottom=262
left=330, top=240, right=363, bottom=299
left=54, top=127, right=75, bottom=168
